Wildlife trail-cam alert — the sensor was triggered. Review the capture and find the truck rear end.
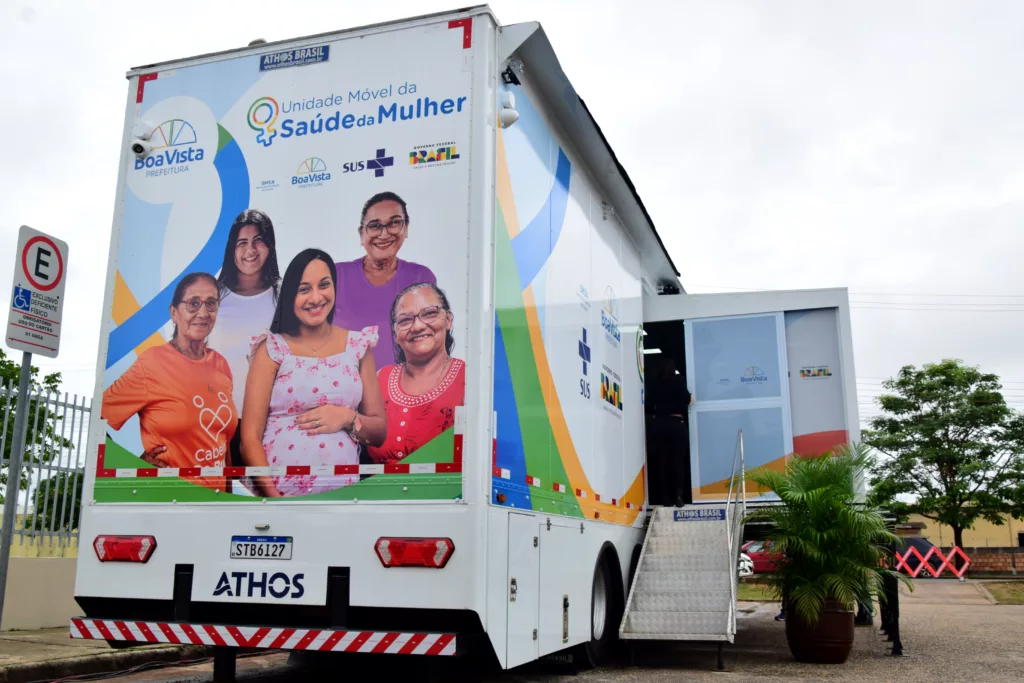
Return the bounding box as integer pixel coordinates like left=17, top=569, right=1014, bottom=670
left=74, top=7, right=499, bottom=660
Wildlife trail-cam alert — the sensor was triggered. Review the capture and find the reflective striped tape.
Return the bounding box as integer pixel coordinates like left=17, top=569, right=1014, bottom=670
left=99, top=463, right=461, bottom=479
left=70, top=619, right=456, bottom=655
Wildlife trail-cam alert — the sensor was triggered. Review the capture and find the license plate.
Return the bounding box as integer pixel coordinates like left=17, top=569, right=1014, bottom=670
left=230, top=536, right=293, bottom=560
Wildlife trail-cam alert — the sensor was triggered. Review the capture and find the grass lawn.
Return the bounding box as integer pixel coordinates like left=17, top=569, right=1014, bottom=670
left=984, top=582, right=1024, bottom=605
left=736, top=582, right=779, bottom=602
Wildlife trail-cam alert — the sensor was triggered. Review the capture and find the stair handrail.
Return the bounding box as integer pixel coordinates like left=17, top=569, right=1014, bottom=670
left=724, top=428, right=746, bottom=640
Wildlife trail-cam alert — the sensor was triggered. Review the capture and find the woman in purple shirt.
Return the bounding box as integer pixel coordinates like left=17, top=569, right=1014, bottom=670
left=333, top=192, right=437, bottom=369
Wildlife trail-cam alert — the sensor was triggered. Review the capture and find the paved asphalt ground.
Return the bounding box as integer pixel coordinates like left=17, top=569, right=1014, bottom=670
left=78, top=580, right=1024, bottom=682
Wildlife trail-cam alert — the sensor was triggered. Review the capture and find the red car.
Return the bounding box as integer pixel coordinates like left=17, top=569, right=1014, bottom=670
left=741, top=540, right=780, bottom=573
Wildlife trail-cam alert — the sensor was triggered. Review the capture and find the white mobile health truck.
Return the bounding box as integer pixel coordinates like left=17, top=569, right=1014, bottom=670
left=72, top=5, right=861, bottom=674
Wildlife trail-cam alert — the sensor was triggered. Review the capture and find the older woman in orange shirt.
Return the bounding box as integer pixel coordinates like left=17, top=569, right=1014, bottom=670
left=101, top=272, right=237, bottom=490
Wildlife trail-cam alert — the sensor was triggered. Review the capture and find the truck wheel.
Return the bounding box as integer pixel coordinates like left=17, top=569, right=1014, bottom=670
left=584, top=555, right=622, bottom=667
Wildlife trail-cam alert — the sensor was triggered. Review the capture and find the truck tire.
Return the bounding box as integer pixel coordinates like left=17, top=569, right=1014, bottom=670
left=584, top=553, right=623, bottom=667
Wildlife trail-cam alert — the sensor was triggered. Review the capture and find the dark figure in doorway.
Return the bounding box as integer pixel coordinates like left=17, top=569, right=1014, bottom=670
left=647, top=357, right=694, bottom=507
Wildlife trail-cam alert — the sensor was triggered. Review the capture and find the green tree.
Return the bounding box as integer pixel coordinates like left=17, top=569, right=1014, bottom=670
left=0, top=348, right=74, bottom=503
left=863, top=359, right=1024, bottom=550
left=24, top=471, right=83, bottom=532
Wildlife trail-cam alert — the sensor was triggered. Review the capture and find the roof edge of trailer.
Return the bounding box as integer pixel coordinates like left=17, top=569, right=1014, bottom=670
left=126, top=5, right=497, bottom=77
left=576, top=96, right=682, bottom=283
left=499, top=22, right=683, bottom=291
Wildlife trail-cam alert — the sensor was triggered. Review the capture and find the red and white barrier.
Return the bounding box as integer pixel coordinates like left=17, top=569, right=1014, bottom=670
left=70, top=619, right=456, bottom=655
left=896, top=545, right=972, bottom=579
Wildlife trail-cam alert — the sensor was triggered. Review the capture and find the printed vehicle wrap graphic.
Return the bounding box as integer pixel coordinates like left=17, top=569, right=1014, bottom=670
left=491, top=83, right=645, bottom=526
left=97, top=21, right=473, bottom=503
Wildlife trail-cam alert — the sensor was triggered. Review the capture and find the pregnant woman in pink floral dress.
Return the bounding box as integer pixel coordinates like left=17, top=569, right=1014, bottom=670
left=241, top=249, right=387, bottom=497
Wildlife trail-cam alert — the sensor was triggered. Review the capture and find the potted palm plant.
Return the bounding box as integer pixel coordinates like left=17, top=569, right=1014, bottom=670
left=745, top=443, right=908, bottom=664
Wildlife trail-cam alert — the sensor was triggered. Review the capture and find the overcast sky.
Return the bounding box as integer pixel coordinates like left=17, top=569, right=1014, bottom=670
left=3, top=0, right=1024, bottom=421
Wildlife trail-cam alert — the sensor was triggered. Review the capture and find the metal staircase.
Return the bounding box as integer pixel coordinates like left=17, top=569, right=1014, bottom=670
left=620, top=431, right=747, bottom=668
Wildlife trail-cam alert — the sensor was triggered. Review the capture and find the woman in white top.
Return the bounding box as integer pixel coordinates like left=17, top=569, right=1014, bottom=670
left=207, top=209, right=281, bottom=477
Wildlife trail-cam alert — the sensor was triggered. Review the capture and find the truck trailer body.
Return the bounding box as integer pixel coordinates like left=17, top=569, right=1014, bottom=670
left=72, top=6, right=860, bottom=670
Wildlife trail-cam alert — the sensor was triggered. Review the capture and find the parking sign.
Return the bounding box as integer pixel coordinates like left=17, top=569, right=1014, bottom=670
left=5, top=225, right=69, bottom=358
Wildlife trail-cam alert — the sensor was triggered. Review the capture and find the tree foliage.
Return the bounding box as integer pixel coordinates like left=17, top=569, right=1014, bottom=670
left=0, top=348, right=74, bottom=503
left=744, top=443, right=907, bottom=626
left=23, top=471, right=83, bottom=533
left=863, top=359, right=1024, bottom=549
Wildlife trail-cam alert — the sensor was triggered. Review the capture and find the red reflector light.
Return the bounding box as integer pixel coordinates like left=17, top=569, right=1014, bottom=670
left=375, top=537, right=454, bottom=568
left=93, top=535, right=157, bottom=563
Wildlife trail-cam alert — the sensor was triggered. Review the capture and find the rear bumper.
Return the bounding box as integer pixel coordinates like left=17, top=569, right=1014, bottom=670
left=70, top=618, right=456, bottom=655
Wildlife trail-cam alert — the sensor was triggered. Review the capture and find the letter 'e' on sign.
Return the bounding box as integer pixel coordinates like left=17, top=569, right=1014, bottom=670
left=6, top=225, right=69, bottom=359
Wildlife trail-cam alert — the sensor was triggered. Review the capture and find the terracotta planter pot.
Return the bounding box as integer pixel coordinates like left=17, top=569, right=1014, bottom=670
left=785, top=599, right=854, bottom=664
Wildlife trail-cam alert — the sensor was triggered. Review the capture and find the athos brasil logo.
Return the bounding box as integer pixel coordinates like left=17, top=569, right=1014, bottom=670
left=134, top=119, right=206, bottom=177
left=601, top=286, right=620, bottom=347
left=248, top=97, right=280, bottom=147
left=292, top=157, right=332, bottom=188
left=741, top=366, right=768, bottom=383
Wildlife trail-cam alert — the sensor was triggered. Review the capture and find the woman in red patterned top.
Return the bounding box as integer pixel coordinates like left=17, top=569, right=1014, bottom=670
left=368, top=283, right=465, bottom=464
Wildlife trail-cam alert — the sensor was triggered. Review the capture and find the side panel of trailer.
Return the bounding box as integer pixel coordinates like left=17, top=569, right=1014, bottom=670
left=484, top=45, right=662, bottom=668
left=489, top=68, right=648, bottom=527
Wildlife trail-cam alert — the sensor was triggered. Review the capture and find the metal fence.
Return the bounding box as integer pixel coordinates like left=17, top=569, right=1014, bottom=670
left=0, top=379, right=91, bottom=546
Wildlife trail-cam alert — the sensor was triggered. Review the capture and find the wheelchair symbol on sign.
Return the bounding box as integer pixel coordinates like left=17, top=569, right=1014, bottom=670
left=12, top=286, right=31, bottom=312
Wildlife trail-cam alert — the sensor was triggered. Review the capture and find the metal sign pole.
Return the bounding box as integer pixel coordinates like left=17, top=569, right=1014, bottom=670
left=0, top=352, right=34, bottom=625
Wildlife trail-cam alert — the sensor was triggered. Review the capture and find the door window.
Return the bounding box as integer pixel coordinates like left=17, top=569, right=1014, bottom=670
left=685, top=313, right=793, bottom=502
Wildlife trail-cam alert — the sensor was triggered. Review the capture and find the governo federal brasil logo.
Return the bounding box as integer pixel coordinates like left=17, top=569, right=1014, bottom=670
left=134, top=119, right=206, bottom=175
left=292, top=157, right=331, bottom=188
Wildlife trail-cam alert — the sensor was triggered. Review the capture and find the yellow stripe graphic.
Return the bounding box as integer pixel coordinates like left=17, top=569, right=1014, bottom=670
left=113, top=271, right=165, bottom=357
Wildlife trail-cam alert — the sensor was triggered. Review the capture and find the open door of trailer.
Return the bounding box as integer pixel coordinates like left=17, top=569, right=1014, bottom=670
left=642, top=288, right=860, bottom=504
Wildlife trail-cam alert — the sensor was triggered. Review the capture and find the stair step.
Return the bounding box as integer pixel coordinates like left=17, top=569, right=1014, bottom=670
left=624, top=611, right=730, bottom=636
left=636, top=570, right=732, bottom=592
left=629, top=590, right=732, bottom=613
left=637, top=553, right=733, bottom=572
left=644, top=537, right=734, bottom=560
left=619, top=631, right=732, bottom=642
left=648, top=520, right=730, bottom=538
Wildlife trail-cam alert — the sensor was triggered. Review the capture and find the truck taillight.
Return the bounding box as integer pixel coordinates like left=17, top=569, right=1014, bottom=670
left=375, top=537, right=454, bottom=568
left=93, top=535, right=157, bottom=563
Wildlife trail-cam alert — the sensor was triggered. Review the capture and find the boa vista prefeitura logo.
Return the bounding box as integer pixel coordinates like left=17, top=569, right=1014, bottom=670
left=291, top=157, right=332, bottom=188
left=134, top=119, right=206, bottom=177
left=741, top=366, right=768, bottom=383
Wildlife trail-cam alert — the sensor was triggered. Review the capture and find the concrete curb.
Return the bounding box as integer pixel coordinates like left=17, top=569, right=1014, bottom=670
left=0, top=643, right=210, bottom=683
left=973, top=582, right=999, bottom=604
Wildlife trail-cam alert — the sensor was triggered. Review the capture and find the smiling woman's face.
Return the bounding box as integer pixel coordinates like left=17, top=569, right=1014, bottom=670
left=293, top=258, right=335, bottom=328
left=360, top=199, right=407, bottom=262
left=394, top=287, right=451, bottom=364
left=170, top=278, right=219, bottom=343
left=234, top=224, right=269, bottom=277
